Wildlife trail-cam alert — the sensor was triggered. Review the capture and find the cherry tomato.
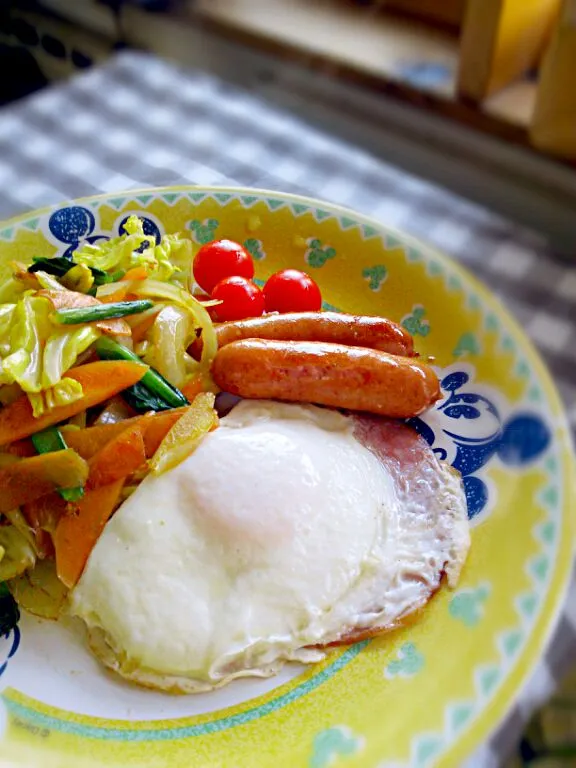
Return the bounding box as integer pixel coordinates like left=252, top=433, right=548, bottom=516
left=263, top=269, right=322, bottom=313
left=193, top=239, right=254, bottom=294
left=211, top=276, right=265, bottom=322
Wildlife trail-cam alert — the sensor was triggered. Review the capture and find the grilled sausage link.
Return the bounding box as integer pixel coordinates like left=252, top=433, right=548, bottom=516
left=215, top=311, right=415, bottom=356
left=211, top=339, right=439, bottom=418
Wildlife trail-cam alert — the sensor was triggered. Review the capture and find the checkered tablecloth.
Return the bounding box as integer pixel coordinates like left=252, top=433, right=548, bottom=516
left=0, top=51, right=575, bottom=767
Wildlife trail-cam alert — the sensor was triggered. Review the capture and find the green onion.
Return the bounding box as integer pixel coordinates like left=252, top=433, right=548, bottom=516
left=91, top=269, right=125, bottom=286
left=54, top=300, right=153, bottom=325
left=31, top=427, right=85, bottom=502
left=31, top=427, right=68, bottom=454
left=94, top=337, right=189, bottom=411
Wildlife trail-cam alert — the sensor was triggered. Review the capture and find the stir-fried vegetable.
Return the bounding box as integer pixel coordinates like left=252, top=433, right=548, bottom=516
left=124, top=278, right=218, bottom=389
left=150, top=392, right=218, bottom=475
left=95, top=337, right=188, bottom=411
left=54, top=479, right=125, bottom=589
left=0, top=216, right=224, bottom=596
left=0, top=360, right=147, bottom=444
left=31, top=427, right=85, bottom=502
left=54, top=299, right=153, bottom=326
left=0, top=295, right=53, bottom=392
left=73, top=216, right=191, bottom=282
left=28, top=256, right=120, bottom=288
left=87, top=422, right=146, bottom=489
left=8, top=407, right=187, bottom=461
left=144, top=305, right=192, bottom=389
left=31, top=426, right=68, bottom=454
left=9, top=559, right=68, bottom=620
left=0, top=450, right=89, bottom=514
left=39, top=289, right=131, bottom=338
left=21, top=492, right=66, bottom=544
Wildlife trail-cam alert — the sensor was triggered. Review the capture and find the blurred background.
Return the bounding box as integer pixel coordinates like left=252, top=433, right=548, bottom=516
left=1, top=0, right=575, bottom=254
left=0, top=1, right=575, bottom=765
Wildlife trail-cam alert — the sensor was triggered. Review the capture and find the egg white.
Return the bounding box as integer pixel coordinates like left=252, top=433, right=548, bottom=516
left=68, top=401, right=469, bottom=693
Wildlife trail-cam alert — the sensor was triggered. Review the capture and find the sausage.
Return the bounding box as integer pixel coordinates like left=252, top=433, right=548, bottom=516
left=189, top=312, right=416, bottom=360
left=215, top=312, right=415, bottom=356
left=211, top=339, right=440, bottom=418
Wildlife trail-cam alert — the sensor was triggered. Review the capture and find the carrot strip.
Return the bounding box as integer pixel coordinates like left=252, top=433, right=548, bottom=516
left=99, top=287, right=129, bottom=304
left=0, top=450, right=89, bottom=514
left=180, top=376, right=204, bottom=402
left=53, top=480, right=124, bottom=588
left=0, top=360, right=147, bottom=445
left=67, top=408, right=186, bottom=459
left=121, top=266, right=148, bottom=281
left=87, top=422, right=146, bottom=489
left=7, top=406, right=186, bottom=460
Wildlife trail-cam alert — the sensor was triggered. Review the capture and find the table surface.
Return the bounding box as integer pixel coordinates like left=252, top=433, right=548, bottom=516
left=0, top=51, right=575, bottom=767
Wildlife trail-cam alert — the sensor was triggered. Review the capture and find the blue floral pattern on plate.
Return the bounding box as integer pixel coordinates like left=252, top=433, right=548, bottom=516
left=47, top=205, right=161, bottom=258
left=409, top=364, right=551, bottom=521
left=0, top=627, right=20, bottom=679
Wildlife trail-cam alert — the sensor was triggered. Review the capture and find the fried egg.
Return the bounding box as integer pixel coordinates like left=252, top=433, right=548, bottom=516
left=68, top=401, right=470, bottom=693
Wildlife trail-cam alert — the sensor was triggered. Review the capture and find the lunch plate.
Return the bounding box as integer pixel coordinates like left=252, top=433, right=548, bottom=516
left=0, top=186, right=574, bottom=768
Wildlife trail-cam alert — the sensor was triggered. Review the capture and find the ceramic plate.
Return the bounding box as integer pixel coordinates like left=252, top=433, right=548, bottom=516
left=0, top=187, right=574, bottom=768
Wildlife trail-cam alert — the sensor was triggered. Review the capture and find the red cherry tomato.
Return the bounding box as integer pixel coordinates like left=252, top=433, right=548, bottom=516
left=263, top=269, right=322, bottom=313
left=211, top=276, right=265, bottom=322
left=193, top=239, right=254, bottom=294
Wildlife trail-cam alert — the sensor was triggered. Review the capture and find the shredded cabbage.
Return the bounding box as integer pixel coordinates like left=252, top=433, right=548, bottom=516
left=0, top=277, right=26, bottom=305
left=73, top=215, right=192, bottom=282
left=0, top=304, right=16, bottom=356
left=28, top=379, right=84, bottom=419
left=0, top=295, right=98, bottom=415
left=0, top=296, right=52, bottom=391
left=42, top=326, right=98, bottom=389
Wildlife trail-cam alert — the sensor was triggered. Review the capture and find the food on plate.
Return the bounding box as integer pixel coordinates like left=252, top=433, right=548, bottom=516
left=213, top=311, right=415, bottom=356
left=263, top=269, right=322, bottom=313
left=212, top=339, right=440, bottom=418
left=0, top=220, right=470, bottom=694
left=210, top=275, right=265, bottom=322
left=193, top=239, right=255, bottom=294
left=69, top=401, right=469, bottom=692
left=0, top=361, right=148, bottom=443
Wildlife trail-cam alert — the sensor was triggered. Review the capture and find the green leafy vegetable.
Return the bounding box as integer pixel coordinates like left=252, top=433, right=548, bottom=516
left=73, top=215, right=191, bottom=282
left=0, top=296, right=52, bottom=392
left=95, top=337, right=189, bottom=412
left=28, top=257, right=124, bottom=288
left=121, top=381, right=176, bottom=413
left=54, top=300, right=153, bottom=326
left=29, top=256, right=74, bottom=277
